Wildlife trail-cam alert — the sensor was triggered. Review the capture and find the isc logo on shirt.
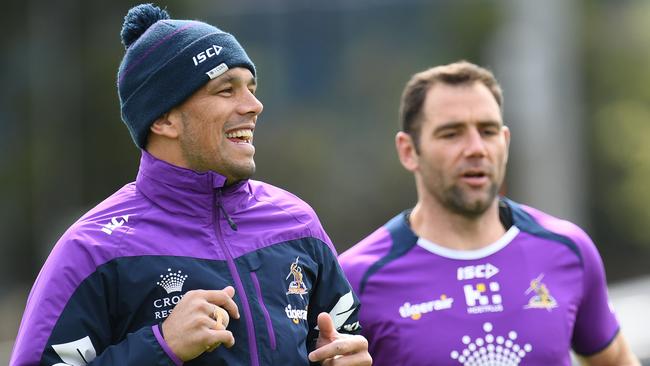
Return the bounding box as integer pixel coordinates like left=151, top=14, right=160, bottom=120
left=457, top=263, right=499, bottom=281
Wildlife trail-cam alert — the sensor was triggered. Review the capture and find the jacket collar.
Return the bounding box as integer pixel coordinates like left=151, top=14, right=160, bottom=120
left=135, top=150, right=250, bottom=217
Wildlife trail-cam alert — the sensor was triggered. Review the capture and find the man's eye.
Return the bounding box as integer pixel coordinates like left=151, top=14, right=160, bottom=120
left=440, top=132, right=458, bottom=139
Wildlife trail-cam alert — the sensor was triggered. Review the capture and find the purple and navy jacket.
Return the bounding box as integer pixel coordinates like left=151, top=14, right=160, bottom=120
left=339, top=198, right=619, bottom=366
left=11, top=151, right=360, bottom=366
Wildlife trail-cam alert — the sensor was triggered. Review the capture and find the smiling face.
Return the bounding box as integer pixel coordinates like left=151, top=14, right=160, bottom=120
left=166, top=67, right=263, bottom=183
left=397, top=81, right=510, bottom=218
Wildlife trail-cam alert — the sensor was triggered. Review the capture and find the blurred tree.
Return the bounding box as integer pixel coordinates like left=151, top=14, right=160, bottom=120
left=585, top=0, right=650, bottom=279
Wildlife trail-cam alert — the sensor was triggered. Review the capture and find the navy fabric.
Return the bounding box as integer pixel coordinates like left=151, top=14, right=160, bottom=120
left=358, top=211, right=418, bottom=295
left=40, top=243, right=351, bottom=365
left=506, top=198, right=583, bottom=264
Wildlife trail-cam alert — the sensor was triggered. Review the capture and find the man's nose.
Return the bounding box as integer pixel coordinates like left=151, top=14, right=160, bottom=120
left=238, top=89, right=263, bottom=116
left=464, top=128, right=487, bottom=157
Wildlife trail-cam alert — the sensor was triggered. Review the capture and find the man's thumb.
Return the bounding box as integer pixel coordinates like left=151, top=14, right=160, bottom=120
left=317, top=312, right=337, bottom=338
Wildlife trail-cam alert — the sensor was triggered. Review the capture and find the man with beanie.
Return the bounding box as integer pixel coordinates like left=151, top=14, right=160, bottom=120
left=10, top=4, right=371, bottom=366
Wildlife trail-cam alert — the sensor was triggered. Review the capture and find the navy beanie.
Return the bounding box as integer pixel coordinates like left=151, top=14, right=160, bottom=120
left=117, top=3, right=256, bottom=148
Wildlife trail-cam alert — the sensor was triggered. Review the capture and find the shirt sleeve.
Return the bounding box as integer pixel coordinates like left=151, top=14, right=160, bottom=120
left=571, top=232, right=620, bottom=355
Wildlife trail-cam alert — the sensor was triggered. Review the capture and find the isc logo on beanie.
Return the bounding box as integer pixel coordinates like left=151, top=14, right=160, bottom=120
left=193, top=45, right=224, bottom=66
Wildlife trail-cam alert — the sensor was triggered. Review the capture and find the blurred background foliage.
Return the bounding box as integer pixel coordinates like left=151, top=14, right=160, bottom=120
left=1, top=0, right=650, bottom=358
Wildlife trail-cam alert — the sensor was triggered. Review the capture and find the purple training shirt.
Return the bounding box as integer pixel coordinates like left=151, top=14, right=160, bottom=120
left=339, top=198, right=619, bottom=366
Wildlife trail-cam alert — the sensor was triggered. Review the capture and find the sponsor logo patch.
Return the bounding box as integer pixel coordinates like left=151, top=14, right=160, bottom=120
left=523, top=273, right=557, bottom=311
left=192, top=45, right=223, bottom=66
left=100, top=215, right=130, bottom=235
left=399, top=295, right=454, bottom=320
left=457, top=263, right=499, bottom=281
left=286, top=257, right=309, bottom=298
left=450, top=322, right=533, bottom=365
left=285, top=304, right=308, bottom=324
left=464, top=281, right=503, bottom=314
left=153, top=268, right=188, bottom=320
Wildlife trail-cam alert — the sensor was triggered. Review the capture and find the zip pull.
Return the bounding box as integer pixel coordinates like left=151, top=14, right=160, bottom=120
left=218, top=202, right=238, bottom=231
left=216, top=190, right=238, bottom=231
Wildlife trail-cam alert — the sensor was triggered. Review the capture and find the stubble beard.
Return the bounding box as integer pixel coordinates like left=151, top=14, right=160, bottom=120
left=179, top=116, right=256, bottom=181
left=434, top=181, right=500, bottom=219
left=224, top=158, right=256, bottom=183
left=181, top=141, right=256, bottom=181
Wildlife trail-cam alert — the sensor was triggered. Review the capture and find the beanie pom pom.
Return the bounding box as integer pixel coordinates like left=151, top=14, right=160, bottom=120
left=120, top=3, right=170, bottom=49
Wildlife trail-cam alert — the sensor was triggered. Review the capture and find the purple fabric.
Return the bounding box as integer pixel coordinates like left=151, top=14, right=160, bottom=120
left=11, top=150, right=333, bottom=365
left=339, top=206, right=620, bottom=366
left=519, top=204, right=620, bottom=355
left=251, top=271, right=277, bottom=350
left=220, top=243, right=259, bottom=366
left=152, top=324, right=183, bottom=366
left=337, top=226, right=393, bottom=289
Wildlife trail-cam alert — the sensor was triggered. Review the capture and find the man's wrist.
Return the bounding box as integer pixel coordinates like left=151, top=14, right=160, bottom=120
left=152, top=324, right=183, bottom=366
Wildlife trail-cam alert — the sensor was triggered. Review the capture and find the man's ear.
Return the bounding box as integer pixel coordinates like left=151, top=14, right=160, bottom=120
left=150, top=110, right=182, bottom=139
left=395, top=131, right=419, bottom=173
left=502, top=124, right=511, bottom=163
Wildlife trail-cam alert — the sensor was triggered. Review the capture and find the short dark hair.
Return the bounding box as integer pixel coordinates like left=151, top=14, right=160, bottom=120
left=399, top=60, right=503, bottom=151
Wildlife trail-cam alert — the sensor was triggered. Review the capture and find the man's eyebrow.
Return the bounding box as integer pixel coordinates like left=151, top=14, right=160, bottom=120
left=433, top=120, right=502, bottom=133
left=433, top=121, right=465, bottom=132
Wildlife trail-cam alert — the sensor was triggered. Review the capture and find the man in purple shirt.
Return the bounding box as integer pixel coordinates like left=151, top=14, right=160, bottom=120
left=339, top=61, right=639, bottom=365
left=11, top=4, right=370, bottom=366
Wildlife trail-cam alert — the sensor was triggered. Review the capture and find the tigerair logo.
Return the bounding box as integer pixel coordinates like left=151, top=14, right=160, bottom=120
left=286, top=257, right=309, bottom=298
left=153, top=268, right=188, bottom=320
left=450, top=322, right=532, bottom=365
left=100, top=215, right=130, bottom=235
left=399, top=295, right=454, bottom=320
left=523, top=273, right=557, bottom=311
left=285, top=304, right=308, bottom=324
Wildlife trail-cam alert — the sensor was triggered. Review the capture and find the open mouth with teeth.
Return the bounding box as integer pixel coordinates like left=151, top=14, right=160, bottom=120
left=225, top=129, right=253, bottom=144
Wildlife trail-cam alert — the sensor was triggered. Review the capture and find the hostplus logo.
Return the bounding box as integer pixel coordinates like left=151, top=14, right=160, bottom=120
left=153, top=268, right=188, bottom=319
left=464, top=282, right=503, bottom=314
left=458, top=263, right=503, bottom=314
left=450, top=322, right=533, bottom=365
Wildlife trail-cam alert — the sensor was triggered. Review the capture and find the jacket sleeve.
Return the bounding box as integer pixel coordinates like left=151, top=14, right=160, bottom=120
left=10, top=237, right=180, bottom=366
left=306, top=238, right=363, bottom=353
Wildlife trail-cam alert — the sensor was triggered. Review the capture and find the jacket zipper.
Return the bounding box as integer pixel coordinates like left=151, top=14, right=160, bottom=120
left=213, top=189, right=260, bottom=366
